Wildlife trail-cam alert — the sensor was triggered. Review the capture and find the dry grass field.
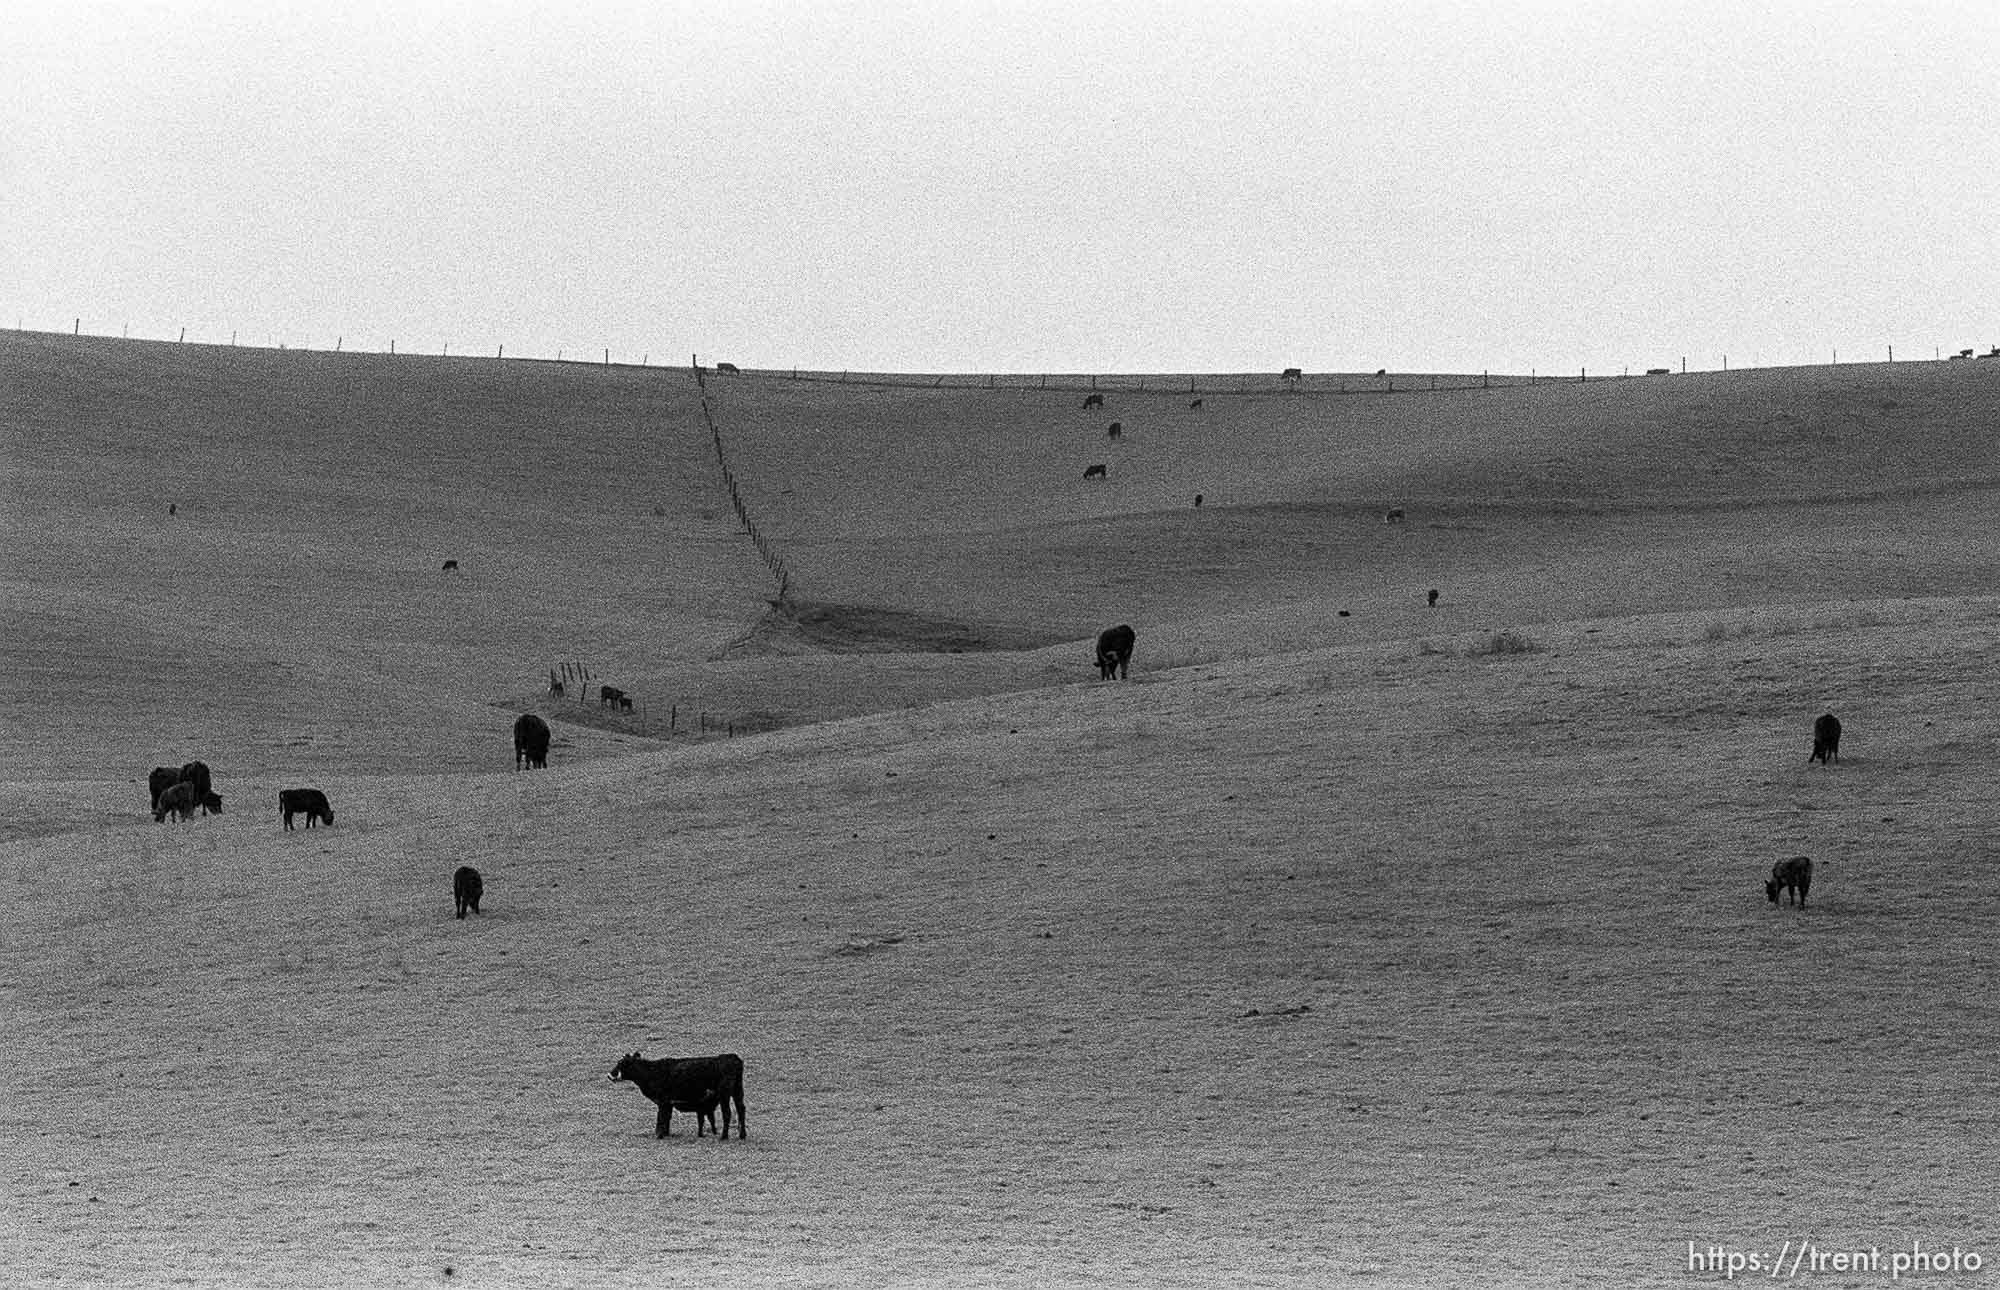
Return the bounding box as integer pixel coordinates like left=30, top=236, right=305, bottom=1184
left=4, top=331, right=1999, bottom=1288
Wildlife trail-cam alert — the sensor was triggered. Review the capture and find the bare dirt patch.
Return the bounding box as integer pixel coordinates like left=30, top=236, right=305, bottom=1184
left=722, top=598, right=1071, bottom=658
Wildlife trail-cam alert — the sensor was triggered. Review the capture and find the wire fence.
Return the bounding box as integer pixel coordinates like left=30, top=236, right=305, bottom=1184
left=692, top=356, right=791, bottom=602
left=539, top=662, right=754, bottom=742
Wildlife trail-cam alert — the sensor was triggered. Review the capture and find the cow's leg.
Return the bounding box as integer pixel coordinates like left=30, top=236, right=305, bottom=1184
left=733, top=1091, right=746, bottom=1138
left=656, top=1105, right=671, bottom=1138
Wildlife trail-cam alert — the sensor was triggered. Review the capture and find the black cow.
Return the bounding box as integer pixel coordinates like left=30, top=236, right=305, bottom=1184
left=179, top=761, right=212, bottom=801
left=1189, top=398, right=1204, bottom=410
left=599, top=686, right=626, bottom=708
left=1811, top=713, right=1841, bottom=765
left=278, top=788, right=334, bottom=830
left=1282, top=367, right=1303, bottom=380
left=148, top=766, right=182, bottom=811
left=1083, top=463, right=1107, bottom=480
left=1082, top=393, right=1105, bottom=410
left=1428, top=588, right=1440, bottom=607
left=1095, top=624, right=1136, bottom=681
left=514, top=713, right=550, bottom=770
left=454, top=865, right=483, bottom=919
left=609, top=1052, right=747, bottom=1140
left=153, top=782, right=202, bottom=823
left=1766, top=856, right=1813, bottom=907
left=1384, top=507, right=1405, bottom=523
left=1193, top=493, right=1204, bottom=508
left=441, top=559, right=459, bottom=572
left=1106, top=422, right=1122, bottom=439
left=199, top=792, right=223, bottom=816
left=618, top=696, right=633, bottom=711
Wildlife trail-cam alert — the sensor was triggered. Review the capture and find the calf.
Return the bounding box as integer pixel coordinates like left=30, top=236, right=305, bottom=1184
left=1766, top=856, right=1813, bottom=907
left=153, top=781, right=202, bottom=823
left=1811, top=713, right=1841, bottom=765
left=1083, top=463, right=1107, bottom=480
left=1082, top=393, right=1105, bottom=410
left=609, top=1052, right=747, bottom=1140
left=1428, top=588, right=1440, bottom=607
left=1095, top=623, right=1136, bottom=681
left=454, top=865, right=483, bottom=919
left=441, top=559, right=459, bottom=572
left=1106, top=422, right=1122, bottom=439
left=278, top=788, right=334, bottom=830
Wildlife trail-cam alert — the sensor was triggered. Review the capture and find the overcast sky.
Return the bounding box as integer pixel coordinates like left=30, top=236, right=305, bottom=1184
left=5, top=0, right=1996, bottom=374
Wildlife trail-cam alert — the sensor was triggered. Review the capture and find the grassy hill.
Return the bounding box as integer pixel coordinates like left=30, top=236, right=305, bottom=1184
left=4, top=331, right=1998, bottom=1286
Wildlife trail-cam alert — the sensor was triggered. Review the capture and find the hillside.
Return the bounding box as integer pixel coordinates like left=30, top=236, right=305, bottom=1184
left=4, top=332, right=1999, bottom=1287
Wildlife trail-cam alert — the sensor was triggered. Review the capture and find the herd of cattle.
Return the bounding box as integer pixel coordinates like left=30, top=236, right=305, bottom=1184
left=134, top=628, right=1835, bottom=1146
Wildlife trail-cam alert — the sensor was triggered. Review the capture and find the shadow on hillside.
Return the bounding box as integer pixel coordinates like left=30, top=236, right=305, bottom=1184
left=720, top=599, right=1072, bottom=658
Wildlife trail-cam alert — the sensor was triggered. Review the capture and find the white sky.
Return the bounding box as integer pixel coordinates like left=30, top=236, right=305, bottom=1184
left=4, top=0, right=1996, bottom=374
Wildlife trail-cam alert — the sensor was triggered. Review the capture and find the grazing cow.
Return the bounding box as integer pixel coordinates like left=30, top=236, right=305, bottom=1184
left=514, top=713, right=551, bottom=770
left=1095, top=624, right=1136, bottom=681
left=599, top=686, right=626, bottom=708
left=199, top=792, right=224, bottom=816
left=454, top=865, right=483, bottom=919
left=1282, top=367, right=1303, bottom=380
left=1766, top=856, right=1813, bottom=907
left=153, top=781, right=202, bottom=823
left=278, top=788, right=334, bottom=830
left=179, top=761, right=212, bottom=802
left=1189, top=398, right=1204, bottom=410
left=1811, top=713, right=1841, bottom=765
left=1083, top=463, right=1107, bottom=480
left=717, top=362, right=740, bottom=373
left=1384, top=508, right=1405, bottom=523
left=1082, top=393, right=1105, bottom=410
left=1375, top=368, right=1387, bottom=377
left=1428, top=588, right=1440, bottom=607
left=1106, top=422, right=1122, bottom=439
left=609, top=1052, right=747, bottom=1140
left=148, top=766, right=182, bottom=811
left=441, top=559, right=459, bottom=572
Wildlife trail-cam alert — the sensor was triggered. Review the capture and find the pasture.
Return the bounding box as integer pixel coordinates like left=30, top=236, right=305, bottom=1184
left=3, top=331, right=1998, bottom=1286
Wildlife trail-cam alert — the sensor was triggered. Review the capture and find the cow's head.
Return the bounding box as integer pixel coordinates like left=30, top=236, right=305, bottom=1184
left=609, top=1053, right=644, bottom=1083
left=1765, top=878, right=1782, bottom=903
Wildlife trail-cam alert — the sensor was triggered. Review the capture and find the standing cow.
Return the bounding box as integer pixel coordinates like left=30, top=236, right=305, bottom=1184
left=1766, top=856, right=1813, bottom=907
left=1810, top=713, right=1841, bottom=765
left=514, top=713, right=551, bottom=770
left=279, top=789, right=334, bottom=830
left=1095, top=624, right=1136, bottom=681
left=454, top=866, right=483, bottom=919
left=148, top=766, right=183, bottom=812
left=610, top=1052, right=748, bottom=1140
